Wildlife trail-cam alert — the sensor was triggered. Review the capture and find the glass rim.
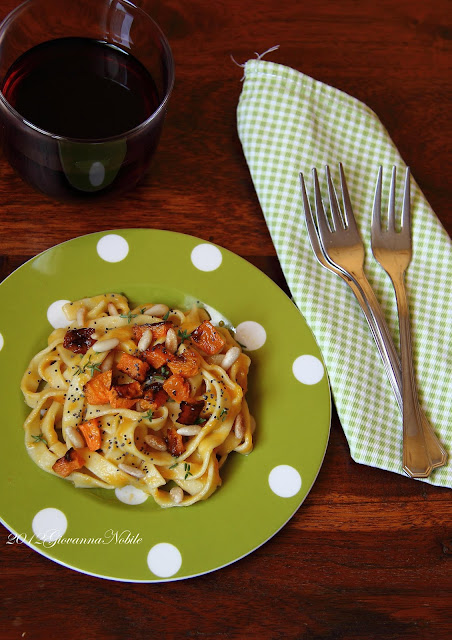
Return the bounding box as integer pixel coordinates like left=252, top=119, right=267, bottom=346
left=0, top=0, right=175, bottom=143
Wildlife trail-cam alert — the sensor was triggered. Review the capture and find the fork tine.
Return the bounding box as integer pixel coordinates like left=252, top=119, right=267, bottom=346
left=299, top=172, right=312, bottom=219
left=312, top=168, right=332, bottom=239
left=338, top=163, right=360, bottom=234
left=401, top=167, right=411, bottom=239
left=325, top=165, right=343, bottom=231
left=388, top=166, right=397, bottom=231
left=371, top=165, right=383, bottom=240
left=299, top=172, right=323, bottom=260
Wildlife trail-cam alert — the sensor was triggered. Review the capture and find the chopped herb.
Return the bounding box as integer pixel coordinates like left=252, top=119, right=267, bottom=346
left=143, top=409, right=154, bottom=421
left=184, top=463, right=193, bottom=479
left=75, top=354, right=100, bottom=377
left=219, top=408, right=229, bottom=421
left=162, top=310, right=170, bottom=320
left=169, top=462, right=178, bottom=470
left=120, top=311, right=138, bottom=324
left=86, top=360, right=101, bottom=377
left=177, top=329, right=191, bottom=343
left=148, top=375, right=166, bottom=383
left=32, top=434, right=48, bottom=445
left=194, top=417, right=207, bottom=425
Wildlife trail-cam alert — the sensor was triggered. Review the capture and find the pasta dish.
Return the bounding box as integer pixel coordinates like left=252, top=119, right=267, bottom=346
left=21, top=293, right=255, bottom=507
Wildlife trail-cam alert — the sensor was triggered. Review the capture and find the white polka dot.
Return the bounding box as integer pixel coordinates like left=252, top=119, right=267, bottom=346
left=292, top=355, right=324, bottom=385
left=47, top=300, right=70, bottom=328
left=89, top=161, right=106, bottom=187
left=191, top=243, right=222, bottom=271
left=147, top=542, right=182, bottom=578
left=268, top=465, right=302, bottom=498
left=0, top=333, right=3, bottom=351
left=32, top=508, right=67, bottom=542
left=97, top=234, right=129, bottom=263
left=235, top=321, right=266, bottom=351
left=115, top=485, right=149, bottom=505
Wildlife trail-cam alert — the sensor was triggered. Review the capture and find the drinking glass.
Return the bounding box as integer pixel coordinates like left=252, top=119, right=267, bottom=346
left=0, top=0, right=174, bottom=200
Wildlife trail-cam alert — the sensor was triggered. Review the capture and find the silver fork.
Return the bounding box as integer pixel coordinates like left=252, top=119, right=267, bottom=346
left=300, top=164, right=446, bottom=477
left=371, top=166, right=446, bottom=477
left=300, top=170, right=402, bottom=402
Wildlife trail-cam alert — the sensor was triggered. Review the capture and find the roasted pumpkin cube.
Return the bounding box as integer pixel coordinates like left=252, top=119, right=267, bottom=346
left=144, top=386, right=168, bottom=408
left=108, top=395, right=135, bottom=409
left=117, top=353, right=149, bottom=382
left=163, top=374, right=191, bottom=402
left=132, top=324, right=154, bottom=343
left=108, top=381, right=143, bottom=409
left=63, top=328, right=96, bottom=354
left=143, top=344, right=173, bottom=369
left=151, top=321, right=172, bottom=342
left=168, top=349, right=201, bottom=378
left=190, top=320, right=225, bottom=355
left=79, top=418, right=102, bottom=451
left=84, top=370, right=112, bottom=405
left=52, top=447, right=85, bottom=477
left=133, top=321, right=171, bottom=344
left=166, top=427, right=185, bottom=457
left=177, top=401, right=204, bottom=425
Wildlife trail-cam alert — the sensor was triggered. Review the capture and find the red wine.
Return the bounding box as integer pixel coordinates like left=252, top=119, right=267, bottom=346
left=0, top=38, right=166, bottom=199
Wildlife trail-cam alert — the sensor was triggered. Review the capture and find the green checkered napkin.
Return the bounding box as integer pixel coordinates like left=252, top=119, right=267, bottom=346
left=237, top=59, right=452, bottom=487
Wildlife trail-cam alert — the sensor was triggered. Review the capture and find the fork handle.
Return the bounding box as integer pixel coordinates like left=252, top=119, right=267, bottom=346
left=371, top=285, right=447, bottom=471
left=351, top=270, right=403, bottom=402
left=350, top=270, right=446, bottom=473
left=390, top=272, right=435, bottom=477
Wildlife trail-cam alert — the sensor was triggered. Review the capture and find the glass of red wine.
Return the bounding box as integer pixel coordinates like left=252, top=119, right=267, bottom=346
left=0, top=0, right=174, bottom=200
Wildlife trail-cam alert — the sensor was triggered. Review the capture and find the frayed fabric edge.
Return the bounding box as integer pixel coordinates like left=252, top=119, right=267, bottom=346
left=231, top=45, right=280, bottom=80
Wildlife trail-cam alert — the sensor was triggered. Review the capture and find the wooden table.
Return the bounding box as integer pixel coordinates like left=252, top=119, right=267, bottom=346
left=1, top=0, right=450, bottom=638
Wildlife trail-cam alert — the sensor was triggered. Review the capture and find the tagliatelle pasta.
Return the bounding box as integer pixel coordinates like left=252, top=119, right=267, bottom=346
left=21, top=294, right=255, bottom=507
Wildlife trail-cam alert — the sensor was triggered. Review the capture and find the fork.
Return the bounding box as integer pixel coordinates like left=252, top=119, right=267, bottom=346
left=309, top=164, right=408, bottom=403
left=300, top=164, right=446, bottom=477
left=371, top=166, right=446, bottom=477
left=300, top=170, right=402, bottom=403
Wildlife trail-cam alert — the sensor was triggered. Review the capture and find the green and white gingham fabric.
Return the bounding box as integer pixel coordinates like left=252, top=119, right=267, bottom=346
left=237, top=59, right=452, bottom=487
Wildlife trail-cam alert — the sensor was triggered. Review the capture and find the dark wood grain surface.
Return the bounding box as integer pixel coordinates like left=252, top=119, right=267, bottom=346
left=0, top=1, right=451, bottom=638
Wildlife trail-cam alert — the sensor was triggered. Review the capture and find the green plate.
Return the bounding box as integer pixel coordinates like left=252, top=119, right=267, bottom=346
left=0, top=229, right=330, bottom=581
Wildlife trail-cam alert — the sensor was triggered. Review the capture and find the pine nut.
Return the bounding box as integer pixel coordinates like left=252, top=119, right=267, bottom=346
left=76, top=306, right=86, bottom=328
left=170, top=486, right=184, bottom=504
left=138, top=329, right=152, bottom=351
left=92, top=337, right=119, bottom=352
left=165, top=327, right=178, bottom=353
left=108, top=303, right=119, bottom=316
left=101, top=351, right=115, bottom=372
left=144, top=304, right=169, bottom=317
left=221, top=347, right=241, bottom=370
left=66, top=426, right=85, bottom=449
left=118, top=463, right=145, bottom=479
left=176, top=425, right=202, bottom=436
left=144, top=434, right=167, bottom=451
left=233, top=413, right=245, bottom=440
